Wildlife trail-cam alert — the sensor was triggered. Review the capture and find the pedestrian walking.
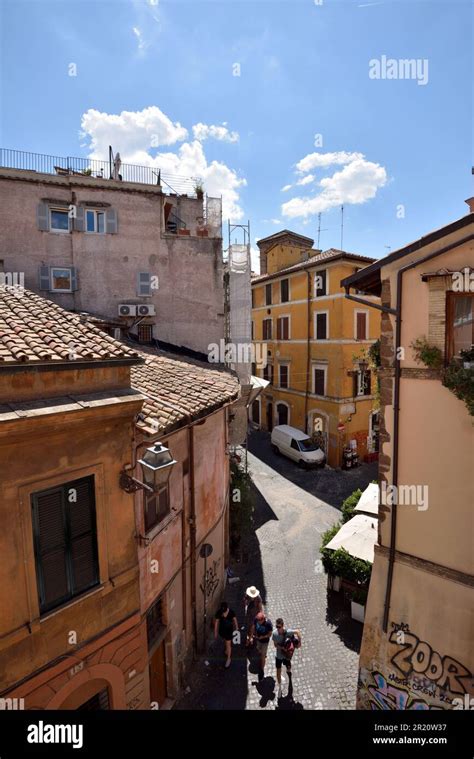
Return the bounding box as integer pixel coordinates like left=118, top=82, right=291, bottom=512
left=251, top=611, right=273, bottom=680
left=272, top=618, right=302, bottom=696
left=244, top=586, right=263, bottom=646
left=214, top=601, right=238, bottom=668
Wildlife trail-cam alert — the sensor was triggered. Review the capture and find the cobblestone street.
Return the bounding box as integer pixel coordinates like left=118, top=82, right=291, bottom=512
left=175, top=429, right=378, bottom=711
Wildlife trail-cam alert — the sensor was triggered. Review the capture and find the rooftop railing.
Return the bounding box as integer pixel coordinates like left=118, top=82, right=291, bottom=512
left=0, top=147, right=197, bottom=196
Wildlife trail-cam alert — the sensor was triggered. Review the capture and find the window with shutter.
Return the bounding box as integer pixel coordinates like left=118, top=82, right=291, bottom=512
left=279, top=365, right=289, bottom=388
left=316, top=313, right=327, bottom=340
left=31, top=476, right=98, bottom=614
left=277, top=317, right=289, bottom=340
left=263, top=319, right=272, bottom=340
left=105, top=208, right=118, bottom=234
left=280, top=279, right=289, bottom=303
left=38, top=265, right=51, bottom=291
left=314, top=270, right=327, bottom=297
left=137, top=272, right=152, bottom=297
left=144, top=486, right=170, bottom=533
left=265, top=284, right=272, bottom=305
left=37, top=203, right=49, bottom=231
left=356, top=312, right=367, bottom=340
left=314, top=368, right=325, bottom=396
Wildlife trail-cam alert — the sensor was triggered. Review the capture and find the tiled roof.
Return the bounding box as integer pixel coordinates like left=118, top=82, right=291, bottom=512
left=131, top=352, right=240, bottom=435
left=0, top=287, right=141, bottom=364
left=251, top=248, right=375, bottom=283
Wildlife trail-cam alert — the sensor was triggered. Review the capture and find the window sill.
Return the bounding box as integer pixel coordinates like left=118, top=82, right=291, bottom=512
left=39, top=582, right=105, bottom=622
left=144, top=507, right=182, bottom=544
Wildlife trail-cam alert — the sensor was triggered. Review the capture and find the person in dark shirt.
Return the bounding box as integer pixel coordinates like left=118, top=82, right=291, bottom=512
left=214, top=601, right=238, bottom=668
left=251, top=611, right=273, bottom=680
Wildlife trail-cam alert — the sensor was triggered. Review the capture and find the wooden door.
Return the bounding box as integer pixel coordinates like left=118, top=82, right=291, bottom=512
left=149, top=641, right=167, bottom=707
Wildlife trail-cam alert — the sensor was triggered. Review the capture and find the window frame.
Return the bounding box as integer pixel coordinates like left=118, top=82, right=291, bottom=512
left=315, top=310, right=329, bottom=341
left=31, top=476, right=99, bottom=615
left=49, top=207, right=70, bottom=234
left=85, top=208, right=106, bottom=234
left=354, top=309, right=369, bottom=340
left=313, top=363, right=327, bottom=396
left=265, top=283, right=273, bottom=306
left=50, top=266, right=73, bottom=293
left=279, top=363, right=289, bottom=389
left=314, top=268, right=328, bottom=297
left=446, top=291, right=474, bottom=362
left=144, top=484, right=171, bottom=534
left=276, top=315, right=290, bottom=340
left=262, top=317, right=273, bottom=341
left=280, top=278, right=290, bottom=303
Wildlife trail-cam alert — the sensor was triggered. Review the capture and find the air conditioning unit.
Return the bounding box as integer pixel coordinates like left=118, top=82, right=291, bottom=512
left=118, top=304, right=137, bottom=317
left=137, top=304, right=156, bottom=317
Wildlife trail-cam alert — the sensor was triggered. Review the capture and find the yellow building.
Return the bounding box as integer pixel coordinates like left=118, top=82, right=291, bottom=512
left=251, top=230, right=380, bottom=467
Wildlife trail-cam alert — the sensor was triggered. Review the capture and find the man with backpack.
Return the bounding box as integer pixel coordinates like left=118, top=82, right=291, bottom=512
left=272, top=618, right=302, bottom=696
left=251, top=611, right=273, bottom=681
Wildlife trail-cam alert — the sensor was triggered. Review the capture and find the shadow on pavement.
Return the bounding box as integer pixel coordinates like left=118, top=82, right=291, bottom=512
left=174, top=474, right=277, bottom=710
left=248, top=427, right=378, bottom=510
left=325, top=589, right=363, bottom=653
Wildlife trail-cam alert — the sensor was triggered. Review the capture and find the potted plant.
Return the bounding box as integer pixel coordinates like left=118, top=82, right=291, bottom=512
left=194, top=179, right=204, bottom=200
left=460, top=346, right=474, bottom=369
left=350, top=588, right=368, bottom=623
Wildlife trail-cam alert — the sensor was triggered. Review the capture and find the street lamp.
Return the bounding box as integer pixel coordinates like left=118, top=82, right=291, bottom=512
left=120, top=442, right=177, bottom=494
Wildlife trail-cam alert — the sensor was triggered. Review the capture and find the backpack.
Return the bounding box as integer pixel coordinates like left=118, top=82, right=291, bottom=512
left=282, top=632, right=300, bottom=659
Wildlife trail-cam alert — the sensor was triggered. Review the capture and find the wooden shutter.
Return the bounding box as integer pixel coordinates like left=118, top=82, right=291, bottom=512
left=32, top=489, right=69, bottom=611
left=67, top=478, right=98, bottom=594
left=356, top=312, right=367, bottom=340
left=276, top=319, right=281, bottom=340
left=280, top=365, right=288, bottom=388
left=137, top=272, right=151, bottom=296
left=36, top=203, right=49, bottom=231
left=74, top=205, right=85, bottom=232
left=266, top=284, right=272, bottom=305
left=314, top=369, right=325, bottom=396
left=316, top=313, right=327, bottom=340
left=281, top=279, right=289, bottom=302
left=38, top=265, right=50, bottom=291
left=105, top=208, right=118, bottom=234
left=283, top=317, right=289, bottom=340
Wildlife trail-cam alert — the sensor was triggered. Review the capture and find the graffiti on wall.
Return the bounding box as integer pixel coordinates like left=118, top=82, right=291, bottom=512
left=360, top=670, right=433, bottom=710
left=358, top=621, right=473, bottom=711
left=389, top=622, right=471, bottom=696
left=200, top=558, right=221, bottom=600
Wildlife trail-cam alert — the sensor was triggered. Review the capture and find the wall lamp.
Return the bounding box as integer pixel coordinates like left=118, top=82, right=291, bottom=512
left=119, top=442, right=177, bottom=494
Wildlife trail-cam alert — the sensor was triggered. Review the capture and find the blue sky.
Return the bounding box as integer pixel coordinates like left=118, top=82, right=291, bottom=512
left=1, top=0, right=472, bottom=270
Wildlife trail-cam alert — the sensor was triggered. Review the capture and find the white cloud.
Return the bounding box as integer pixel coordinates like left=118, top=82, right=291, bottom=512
left=295, top=151, right=364, bottom=174
left=281, top=184, right=293, bottom=192
left=192, top=123, right=239, bottom=143
left=80, top=106, right=188, bottom=154
left=282, top=158, right=387, bottom=219
left=262, top=218, right=281, bottom=224
left=296, top=174, right=315, bottom=186
left=132, top=26, right=147, bottom=53
left=80, top=107, right=245, bottom=220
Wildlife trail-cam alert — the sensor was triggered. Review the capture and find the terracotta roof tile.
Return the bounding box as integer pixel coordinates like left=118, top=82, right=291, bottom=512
left=131, top=351, right=240, bottom=435
left=251, top=248, right=375, bottom=283
left=0, top=288, right=141, bottom=365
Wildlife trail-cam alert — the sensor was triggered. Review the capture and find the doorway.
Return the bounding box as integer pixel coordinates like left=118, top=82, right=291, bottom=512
left=149, top=640, right=167, bottom=708
left=266, top=402, right=273, bottom=432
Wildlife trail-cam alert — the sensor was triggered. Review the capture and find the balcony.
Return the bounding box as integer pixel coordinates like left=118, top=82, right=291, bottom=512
left=0, top=147, right=196, bottom=196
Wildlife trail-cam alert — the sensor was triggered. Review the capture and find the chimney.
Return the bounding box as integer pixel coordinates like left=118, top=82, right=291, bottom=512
left=465, top=197, right=474, bottom=213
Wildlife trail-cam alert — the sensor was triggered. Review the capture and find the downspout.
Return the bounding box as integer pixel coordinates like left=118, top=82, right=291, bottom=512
left=344, top=231, right=473, bottom=632
left=304, top=270, right=311, bottom=433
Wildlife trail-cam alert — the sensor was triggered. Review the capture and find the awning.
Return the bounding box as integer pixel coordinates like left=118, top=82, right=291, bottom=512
left=354, top=482, right=379, bottom=516
left=325, top=514, right=378, bottom=563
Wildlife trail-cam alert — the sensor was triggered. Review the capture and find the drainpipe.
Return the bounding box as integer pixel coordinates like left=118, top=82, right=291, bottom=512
left=344, top=232, right=473, bottom=632
left=304, top=270, right=311, bottom=434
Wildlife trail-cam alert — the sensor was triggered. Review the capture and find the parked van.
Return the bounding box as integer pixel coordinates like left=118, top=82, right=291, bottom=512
left=271, top=425, right=326, bottom=468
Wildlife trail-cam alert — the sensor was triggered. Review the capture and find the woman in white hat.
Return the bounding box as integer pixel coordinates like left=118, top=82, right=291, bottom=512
left=244, top=586, right=263, bottom=646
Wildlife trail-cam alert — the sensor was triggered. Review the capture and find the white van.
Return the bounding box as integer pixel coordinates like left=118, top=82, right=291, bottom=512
left=271, top=425, right=326, bottom=468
